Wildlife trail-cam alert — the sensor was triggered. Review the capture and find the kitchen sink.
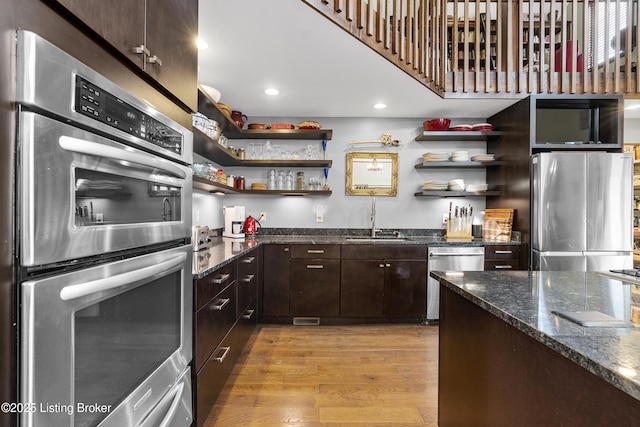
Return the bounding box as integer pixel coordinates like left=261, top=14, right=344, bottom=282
left=345, top=236, right=411, bottom=242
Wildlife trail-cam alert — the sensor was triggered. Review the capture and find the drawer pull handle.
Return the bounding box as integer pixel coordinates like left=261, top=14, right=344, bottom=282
left=494, top=250, right=513, bottom=254
left=213, top=346, right=230, bottom=363
left=212, top=273, right=230, bottom=285
left=307, top=265, right=324, bottom=269
left=242, top=274, right=255, bottom=283
left=242, top=309, right=255, bottom=320
left=385, top=263, right=391, bottom=267
left=379, top=264, right=385, bottom=268
left=307, top=249, right=325, bottom=254
left=494, top=265, right=513, bottom=269
left=284, top=247, right=290, bottom=252
left=241, top=256, right=256, bottom=264
left=212, top=298, right=230, bottom=311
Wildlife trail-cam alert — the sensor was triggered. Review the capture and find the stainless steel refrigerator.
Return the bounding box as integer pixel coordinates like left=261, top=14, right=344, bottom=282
left=531, top=152, right=633, bottom=271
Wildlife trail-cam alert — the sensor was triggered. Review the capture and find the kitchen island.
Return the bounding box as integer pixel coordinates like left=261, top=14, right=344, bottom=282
left=430, top=270, right=640, bottom=426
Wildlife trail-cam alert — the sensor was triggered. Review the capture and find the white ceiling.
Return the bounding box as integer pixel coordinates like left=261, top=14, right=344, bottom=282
left=197, top=0, right=640, bottom=120
left=197, top=0, right=519, bottom=120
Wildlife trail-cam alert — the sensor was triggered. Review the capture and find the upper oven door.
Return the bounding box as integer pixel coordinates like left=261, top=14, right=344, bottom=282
left=19, top=112, right=192, bottom=267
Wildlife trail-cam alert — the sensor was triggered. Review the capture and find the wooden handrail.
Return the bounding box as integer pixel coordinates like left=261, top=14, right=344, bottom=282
left=303, top=0, right=640, bottom=98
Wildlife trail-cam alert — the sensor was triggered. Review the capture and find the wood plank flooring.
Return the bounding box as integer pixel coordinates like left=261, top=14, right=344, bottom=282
left=203, top=324, right=439, bottom=427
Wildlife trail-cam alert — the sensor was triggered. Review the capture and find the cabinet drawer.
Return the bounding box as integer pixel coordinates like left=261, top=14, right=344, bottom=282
left=238, top=249, right=258, bottom=277
left=342, top=244, right=427, bottom=260
left=195, top=329, right=236, bottom=427
left=484, top=260, right=520, bottom=270
left=194, top=284, right=236, bottom=372
left=290, top=244, right=340, bottom=259
left=485, top=245, right=520, bottom=260
left=195, top=261, right=237, bottom=311
left=237, top=268, right=257, bottom=315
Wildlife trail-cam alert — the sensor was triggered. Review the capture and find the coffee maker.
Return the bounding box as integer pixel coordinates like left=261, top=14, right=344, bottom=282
left=223, top=205, right=245, bottom=239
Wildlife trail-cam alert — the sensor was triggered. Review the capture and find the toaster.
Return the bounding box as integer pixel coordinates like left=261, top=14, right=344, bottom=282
left=192, top=225, right=212, bottom=251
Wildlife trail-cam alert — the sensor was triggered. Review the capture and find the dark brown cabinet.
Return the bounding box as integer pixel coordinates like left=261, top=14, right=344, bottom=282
left=192, top=247, right=258, bottom=427
left=341, top=245, right=428, bottom=319
left=341, top=260, right=385, bottom=317
left=383, top=260, right=428, bottom=317
left=261, top=244, right=291, bottom=318
left=289, top=245, right=341, bottom=317
left=52, top=0, right=198, bottom=110
left=484, top=245, right=521, bottom=270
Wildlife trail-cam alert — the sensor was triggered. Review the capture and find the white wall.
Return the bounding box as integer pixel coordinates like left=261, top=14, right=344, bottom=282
left=193, top=117, right=492, bottom=231
left=625, top=118, right=640, bottom=143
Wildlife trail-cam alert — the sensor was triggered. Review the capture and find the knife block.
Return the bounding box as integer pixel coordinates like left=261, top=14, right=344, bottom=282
left=445, top=217, right=473, bottom=242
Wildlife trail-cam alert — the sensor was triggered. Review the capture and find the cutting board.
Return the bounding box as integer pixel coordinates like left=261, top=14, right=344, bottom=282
left=483, top=209, right=514, bottom=242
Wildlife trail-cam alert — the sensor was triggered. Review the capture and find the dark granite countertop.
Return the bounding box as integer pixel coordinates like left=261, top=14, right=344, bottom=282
left=192, top=232, right=521, bottom=279
left=430, top=270, right=640, bottom=402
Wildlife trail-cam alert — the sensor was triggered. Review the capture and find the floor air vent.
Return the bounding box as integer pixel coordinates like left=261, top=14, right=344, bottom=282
left=292, top=317, right=320, bottom=326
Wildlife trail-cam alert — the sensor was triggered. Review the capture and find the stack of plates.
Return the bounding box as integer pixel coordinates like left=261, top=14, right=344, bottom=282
left=471, top=123, right=494, bottom=131
left=251, top=183, right=267, bottom=190
left=451, top=151, right=469, bottom=162
left=423, top=180, right=449, bottom=190
left=471, top=153, right=496, bottom=162
left=423, top=152, right=450, bottom=162
left=450, top=124, right=473, bottom=132
left=466, top=183, right=489, bottom=192
left=448, top=179, right=465, bottom=191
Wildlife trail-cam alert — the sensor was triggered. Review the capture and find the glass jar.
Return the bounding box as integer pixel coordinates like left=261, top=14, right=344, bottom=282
left=296, top=172, right=305, bottom=190
left=235, top=176, right=245, bottom=190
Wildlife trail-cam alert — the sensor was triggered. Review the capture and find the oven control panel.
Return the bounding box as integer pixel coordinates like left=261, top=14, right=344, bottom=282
left=75, top=76, right=183, bottom=155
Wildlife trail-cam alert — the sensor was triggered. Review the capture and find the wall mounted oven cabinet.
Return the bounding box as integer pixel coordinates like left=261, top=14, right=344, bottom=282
left=16, top=31, right=193, bottom=427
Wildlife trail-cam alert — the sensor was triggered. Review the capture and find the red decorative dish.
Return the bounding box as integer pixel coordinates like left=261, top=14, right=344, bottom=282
left=471, top=123, right=494, bottom=131
left=450, top=124, right=473, bottom=131
left=271, top=123, right=295, bottom=130
left=423, top=118, right=451, bottom=131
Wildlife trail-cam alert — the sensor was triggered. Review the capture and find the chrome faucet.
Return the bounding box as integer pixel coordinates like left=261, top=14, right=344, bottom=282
left=162, top=197, right=172, bottom=221
left=370, top=197, right=380, bottom=237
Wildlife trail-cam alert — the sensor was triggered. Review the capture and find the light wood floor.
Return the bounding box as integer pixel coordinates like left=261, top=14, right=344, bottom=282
left=203, top=323, right=439, bottom=427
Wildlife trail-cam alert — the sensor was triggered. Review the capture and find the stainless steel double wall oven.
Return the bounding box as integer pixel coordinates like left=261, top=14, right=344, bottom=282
left=16, top=31, right=193, bottom=427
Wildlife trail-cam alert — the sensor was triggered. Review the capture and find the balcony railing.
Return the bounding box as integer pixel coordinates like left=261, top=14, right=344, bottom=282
left=303, top=0, right=640, bottom=98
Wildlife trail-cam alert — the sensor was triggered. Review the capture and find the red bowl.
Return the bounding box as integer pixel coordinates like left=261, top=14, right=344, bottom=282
left=423, top=118, right=451, bottom=131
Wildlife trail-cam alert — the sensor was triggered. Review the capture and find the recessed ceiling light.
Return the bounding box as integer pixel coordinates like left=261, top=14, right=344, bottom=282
left=196, top=38, right=209, bottom=50
left=373, top=103, right=387, bottom=109
left=265, top=88, right=280, bottom=96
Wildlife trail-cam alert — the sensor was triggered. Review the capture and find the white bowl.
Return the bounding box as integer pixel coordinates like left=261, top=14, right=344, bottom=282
left=200, top=84, right=221, bottom=102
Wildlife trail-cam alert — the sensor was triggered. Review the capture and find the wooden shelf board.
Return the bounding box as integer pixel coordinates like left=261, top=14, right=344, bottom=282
left=193, top=129, right=332, bottom=168
left=193, top=177, right=331, bottom=196
left=415, top=190, right=500, bottom=197
left=415, top=131, right=502, bottom=141
left=415, top=161, right=501, bottom=168
left=197, top=87, right=332, bottom=140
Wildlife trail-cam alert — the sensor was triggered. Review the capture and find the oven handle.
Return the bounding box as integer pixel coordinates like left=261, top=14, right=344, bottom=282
left=59, top=135, right=187, bottom=179
left=59, top=253, right=187, bottom=301
left=157, top=381, right=185, bottom=427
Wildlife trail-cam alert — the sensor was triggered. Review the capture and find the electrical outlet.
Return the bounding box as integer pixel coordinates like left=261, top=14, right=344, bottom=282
left=259, top=212, right=267, bottom=222
left=442, top=213, right=448, bottom=224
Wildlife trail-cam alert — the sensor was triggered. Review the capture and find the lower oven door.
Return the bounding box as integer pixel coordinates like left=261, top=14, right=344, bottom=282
left=20, top=244, right=193, bottom=427
left=19, top=111, right=192, bottom=267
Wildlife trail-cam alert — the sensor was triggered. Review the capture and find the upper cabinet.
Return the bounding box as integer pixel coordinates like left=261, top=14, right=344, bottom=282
left=51, top=0, right=198, bottom=111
